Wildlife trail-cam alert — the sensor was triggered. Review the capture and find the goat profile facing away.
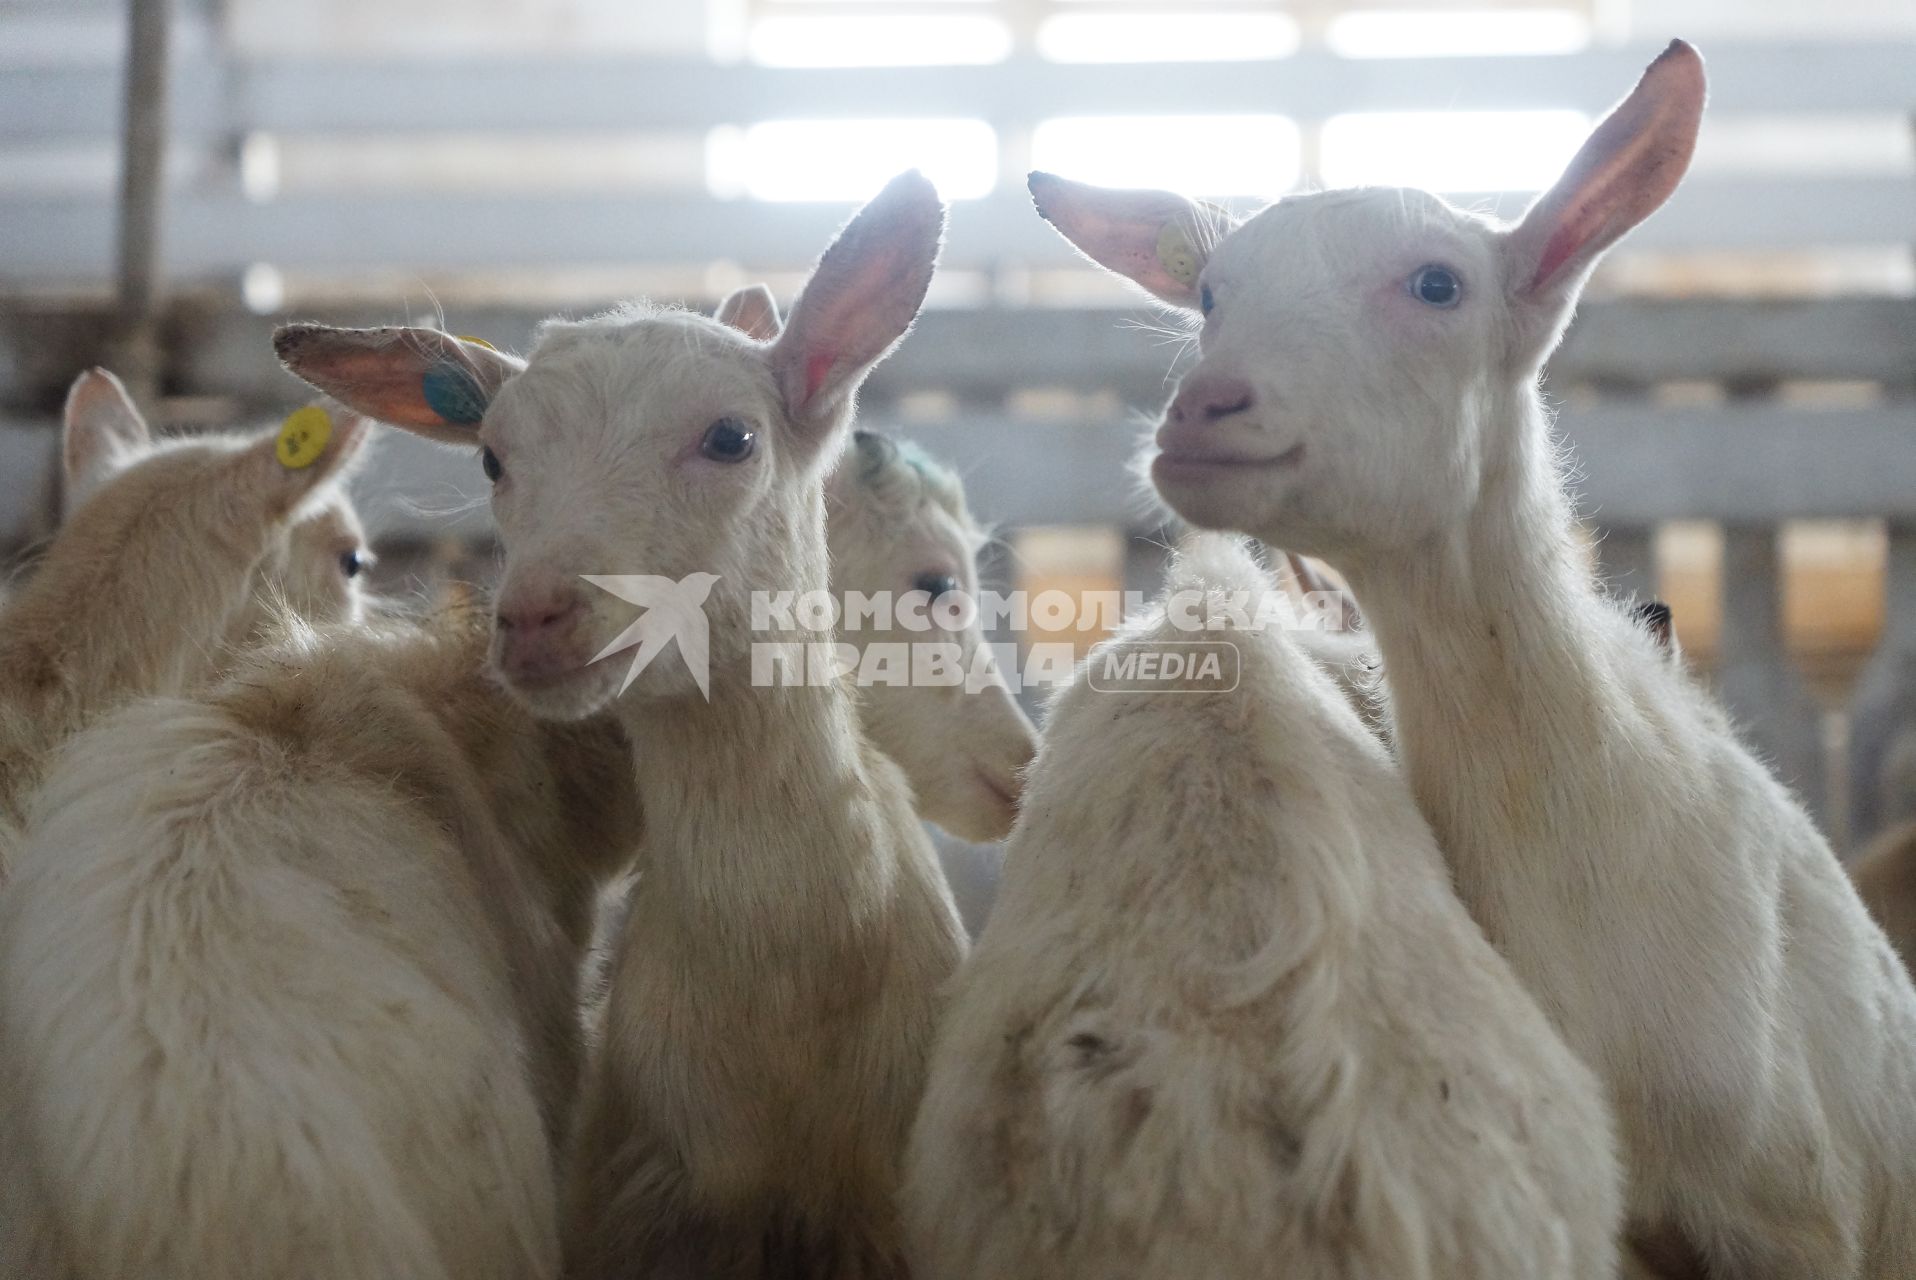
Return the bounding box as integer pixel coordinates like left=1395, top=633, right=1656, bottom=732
left=906, top=539, right=1623, bottom=1280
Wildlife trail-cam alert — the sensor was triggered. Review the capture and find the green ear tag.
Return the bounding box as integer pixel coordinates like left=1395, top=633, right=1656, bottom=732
left=1156, top=222, right=1201, bottom=286
left=276, top=405, right=333, bottom=469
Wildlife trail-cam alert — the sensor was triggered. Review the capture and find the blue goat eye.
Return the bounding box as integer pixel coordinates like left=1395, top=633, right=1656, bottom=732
left=700, top=417, right=757, bottom=463
left=1200, top=283, right=1215, bottom=315
left=1409, top=265, right=1462, bottom=309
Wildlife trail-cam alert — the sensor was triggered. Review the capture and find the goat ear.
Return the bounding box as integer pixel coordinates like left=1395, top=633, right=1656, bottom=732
left=770, top=170, right=945, bottom=441
left=715, top=284, right=783, bottom=342
left=62, top=367, right=152, bottom=510
left=1028, top=172, right=1228, bottom=309
left=240, top=402, right=376, bottom=519
left=1632, top=598, right=1678, bottom=656
left=273, top=324, right=524, bottom=445
left=1505, top=41, right=1705, bottom=323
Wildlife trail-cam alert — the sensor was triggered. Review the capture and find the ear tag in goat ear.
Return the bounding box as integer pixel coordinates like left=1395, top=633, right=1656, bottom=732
left=421, top=361, right=491, bottom=425
left=1156, top=222, right=1201, bottom=287
left=276, top=405, right=333, bottom=469
left=456, top=335, right=496, bottom=351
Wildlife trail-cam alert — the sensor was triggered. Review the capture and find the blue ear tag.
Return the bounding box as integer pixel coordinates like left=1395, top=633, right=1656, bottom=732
left=421, top=361, right=490, bottom=425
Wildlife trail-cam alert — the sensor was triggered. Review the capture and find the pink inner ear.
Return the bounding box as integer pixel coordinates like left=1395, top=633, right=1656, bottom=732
left=1518, top=40, right=1706, bottom=297
left=804, top=352, right=837, bottom=404
left=1530, top=223, right=1587, bottom=295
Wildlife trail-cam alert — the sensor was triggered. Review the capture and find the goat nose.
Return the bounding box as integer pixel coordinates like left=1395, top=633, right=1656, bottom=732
left=497, top=587, right=586, bottom=637
left=1169, top=375, right=1256, bottom=427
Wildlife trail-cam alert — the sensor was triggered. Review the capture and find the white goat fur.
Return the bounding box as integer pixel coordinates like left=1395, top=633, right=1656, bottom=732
left=0, top=607, right=643, bottom=1279
left=1033, top=42, right=1916, bottom=1277
left=585, top=425, right=1035, bottom=1019
left=905, top=538, right=1623, bottom=1279
left=0, top=371, right=367, bottom=856
left=275, top=171, right=967, bottom=1278
left=714, top=285, right=1037, bottom=843
left=825, top=426, right=1037, bottom=843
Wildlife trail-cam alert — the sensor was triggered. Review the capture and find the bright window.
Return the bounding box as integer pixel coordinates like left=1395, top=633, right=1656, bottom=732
left=707, top=119, right=999, bottom=201
left=1326, top=9, right=1590, bottom=58
left=1320, top=110, right=1589, bottom=191
left=1037, top=12, right=1299, bottom=63
left=748, top=14, right=1012, bottom=66
left=1031, top=115, right=1299, bottom=198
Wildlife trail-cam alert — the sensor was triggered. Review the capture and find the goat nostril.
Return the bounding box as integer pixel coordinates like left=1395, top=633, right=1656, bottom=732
left=500, top=597, right=581, bottom=635
left=1207, top=393, right=1253, bottom=421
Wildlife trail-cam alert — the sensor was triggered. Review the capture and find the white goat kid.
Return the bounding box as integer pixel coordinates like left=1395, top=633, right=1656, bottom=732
left=824, top=428, right=1036, bottom=842
left=715, top=284, right=1039, bottom=843
left=906, top=538, right=1624, bottom=1280
left=1032, top=41, right=1916, bottom=1278
left=0, top=370, right=368, bottom=844
left=0, top=607, right=643, bottom=1280
left=276, top=171, right=968, bottom=1279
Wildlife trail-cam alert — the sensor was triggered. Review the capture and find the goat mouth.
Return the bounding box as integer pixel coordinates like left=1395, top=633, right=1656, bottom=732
left=974, top=767, right=1020, bottom=811
left=1152, top=441, right=1304, bottom=481
left=497, top=658, right=617, bottom=711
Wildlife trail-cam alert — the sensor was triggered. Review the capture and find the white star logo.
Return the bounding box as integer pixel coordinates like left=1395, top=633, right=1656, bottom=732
left=581, top=573, right=721, bottom=699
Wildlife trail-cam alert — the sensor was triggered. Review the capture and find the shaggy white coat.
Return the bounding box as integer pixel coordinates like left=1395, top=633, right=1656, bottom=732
left=1032, top=42, right=1916, bottom=1277
left=905, top=539, right=1624, bottom=1279
left=0, top=610, right=642, bottom=1279
left=276, top=172, right=968, bottom=1278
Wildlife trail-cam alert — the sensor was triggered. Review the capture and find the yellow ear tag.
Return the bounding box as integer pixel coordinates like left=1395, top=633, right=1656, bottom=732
left=1156, top=222, right=1202, bottom=287
left=457, top=335, right=496, bottom=351
left=276, top=405, right=333, bottom=469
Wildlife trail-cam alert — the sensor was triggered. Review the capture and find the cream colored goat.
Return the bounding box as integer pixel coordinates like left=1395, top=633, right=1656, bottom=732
left=1034, top=40, right=1916, bottom=1277
left=716, top=282, right=1037, bottom=843
left=905, top=538, right=1623, bottom=1279
left=825, top=426, right=1037, bottom=843
left=224, top=493, right=370, bottom=648
left=56, top=368, right=372, bottom=651
left=584, top=423, right=1032, bottom=1018
left=0, top=606, right=643, bottom=1279
left=0, top=371, right=368, bottom=856
left=277, top=171, right=967, bottom=1278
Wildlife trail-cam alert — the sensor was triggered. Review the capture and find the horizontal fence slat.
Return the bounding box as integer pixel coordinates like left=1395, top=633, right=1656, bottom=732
left=2, top=176, right=1911, bottom=287
left=6, top=43, right=1914, bottom=142
left=888, top=405, right=1916, bottom=529
left=3, top=298, right=1911, bottom=414
left=5, top=402, right=1911, bottom=544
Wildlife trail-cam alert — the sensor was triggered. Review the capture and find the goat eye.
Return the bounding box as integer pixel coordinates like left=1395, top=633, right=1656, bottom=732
left=913, top=572, right=959, bottom=600
left=1200, top=283, right=1215, bottom=316
left=1409, top=265, right=1462, bottom=309
left=340, top=550, right=365, bottom=579
left=700, top=417, right=756, bottom=463
left=480, top=447, right=503, bottom=482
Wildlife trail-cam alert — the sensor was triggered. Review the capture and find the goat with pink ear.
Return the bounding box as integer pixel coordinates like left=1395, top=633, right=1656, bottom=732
left=280, top=172, right=968, bottom=1280
left=1035, top=40, right=1916, bottom=1278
